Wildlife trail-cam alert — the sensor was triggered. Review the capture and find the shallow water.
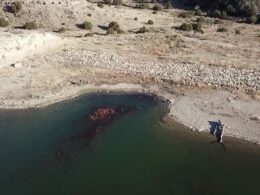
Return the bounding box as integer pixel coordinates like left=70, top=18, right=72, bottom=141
left=0, top=93, right=260, bottom=195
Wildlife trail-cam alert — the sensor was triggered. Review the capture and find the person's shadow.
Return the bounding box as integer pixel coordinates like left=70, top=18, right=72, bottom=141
left=208, top=120, right=227, bottom=152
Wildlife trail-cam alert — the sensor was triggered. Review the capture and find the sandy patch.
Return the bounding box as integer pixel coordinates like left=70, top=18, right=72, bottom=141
left=0, top=30, right=63, bottom=68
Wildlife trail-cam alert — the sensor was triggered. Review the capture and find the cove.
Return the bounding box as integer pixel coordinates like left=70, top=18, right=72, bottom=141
left=0, top=93, right=260, bottom=195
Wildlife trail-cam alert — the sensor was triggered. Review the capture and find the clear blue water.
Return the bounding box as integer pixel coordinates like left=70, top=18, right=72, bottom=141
left=0, top=93, right=260, bottom=195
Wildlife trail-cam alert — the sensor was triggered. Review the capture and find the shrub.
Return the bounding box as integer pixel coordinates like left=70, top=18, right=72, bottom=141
left=153, top=11, right=157, bottom=14
left=97, top=3, right=104, bottom=8
left=212, top=9, right=221, bottom=18
left=134, top=17, right=138, bottom=20
left=103, top=0, right=112, bottom=4
left=247, top=15, right=257, bottom=24
left=112, top=0, right=122, bottom=5
left=192, top=22, right=203, bottom=33
left=217, top=27, right=228, bottom=32
left=136, top=3, right=149, bottom=9
left=107, top=21, right=123, bottom=34
left=226, top=4, right=236, bottom=15
left=179, top=23, right=193, bottom=31
left=196, top=17, right=205, bottom=23
left=164, top=1, right=172, bottom=9
left=147, top=20, right=153, bottom=25
left=221, top=10, right=227, bottom=19
left=137, top=26, right=149, bottom=33
left=57, top=27, right=66, bottom=33
left=178, top=12, right=193, bottom=18
left=235, top=29, right=240, bottom=34
left=9, top=1, right=22, bottom=13
left=195, top=9, right=203, bottom=16
left=0, top=17, right=9, bottom=27
left=153, top=4, right=163, bottom=11
left=79, top=21, right=93, bottom=30
left=85, top=33, right=94, bottom=37
left=23, top=22, right=37, bottom=30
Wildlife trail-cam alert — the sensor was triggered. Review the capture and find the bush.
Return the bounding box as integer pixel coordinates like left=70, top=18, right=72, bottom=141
left=211, top=9, right=221, bottom=18
left=192, top=22, right=203, bottom=33
left=134, top=17, right=138, bottom=20
left=9, top=1, right=22, bottom=13
left=153, top=4, right=163, bottom=11
left=57, top=27, right=66, bottom=33
left=179, top=23, right=193, bottom=31
left=23, top=22, right=37, bottom=30
left=0, top=17, right=9, bottom=27
left=235, top=29, right=240, bottom=34
left=196, top=17, right=205, bottom=23
left=217, top=27, right=228, bottom=32
left=221, top=10, right=227, bottom=19
left=178, top=12, right=193, bottom=18
left=136, top=3, right=149, bottom=9
left=226, top=4, right=236, bottom=15
left=247, top=15, right=257, bottom=24
left=97, top=3, right=104, bottom=8
left=147, top=20, right=153, bottom=25
left=112, top=0, right=122, bottom=5
left=103, top=0, right=112, bottom=4
left=195, top=9, right=203, bottom=16
left=79, top=21, right=93, bottom=30
left=137, top=26, right=149, bottom=33
left=107, top=21, right=123, bottom=34
left=164, top=1, right=172, bottom=9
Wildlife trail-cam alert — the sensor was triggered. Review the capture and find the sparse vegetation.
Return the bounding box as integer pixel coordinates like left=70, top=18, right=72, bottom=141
left=179, top=23, right=193, bottom=31
left=0, top=17, right=9, bottom=27
left=247, top=15, right=258, bottom=23
left=103, top=0, right=112, bottom=4
left=217, top=27, right=228, bottom=32
left=23, top=22, right=37, bottom=30
left=196, top=17, right=205, bottom=23
left=192, top=22, right=203, bottom=33
left=97, top=3, right=104, bottom=8
left=79, top=21, right=93, bottom=30
left=136, top=3, right=149, bottom=9
left=9, top=1, right=22, bottom=13
left=195, top=9, right=204, bottom=16
left=147, top=20, right=154, bottom=25
left=112, top=0, right=122, bottom=5
left=182, top=0, right=260, bottom=23
left=235, top=29, right=241, bottom=34
left=164, top=0, right=173, bottom=9
left=134, top=17, right=138, bottom=20
left=57, top=27, right=66, bottom=33
left=107, top=22, right=123, bottom=34
left=136, top=26, right=149, bottom=33
left=178, top=12, right=193, bottom=18
left=153, top=4, right=163, bottom=11
left=85, top=32, right=94, bottom=37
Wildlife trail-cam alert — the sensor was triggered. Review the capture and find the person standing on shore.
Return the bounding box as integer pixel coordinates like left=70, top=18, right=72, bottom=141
left=214, top=120, right=224, bottom=143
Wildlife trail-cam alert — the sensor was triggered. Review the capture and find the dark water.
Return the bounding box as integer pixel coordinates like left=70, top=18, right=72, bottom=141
left=0, top=93, right=260, bottom=195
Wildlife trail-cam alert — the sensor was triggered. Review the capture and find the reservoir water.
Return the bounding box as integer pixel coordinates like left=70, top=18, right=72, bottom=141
left=0, top=93, right=260, bottom=195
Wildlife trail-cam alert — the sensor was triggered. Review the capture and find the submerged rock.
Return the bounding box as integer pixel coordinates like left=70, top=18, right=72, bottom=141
left=51, top=104, right=136, bottom=163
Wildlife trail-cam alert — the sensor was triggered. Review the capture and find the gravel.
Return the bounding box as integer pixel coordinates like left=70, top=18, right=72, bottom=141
left=52, top=49, right=260, bottom=93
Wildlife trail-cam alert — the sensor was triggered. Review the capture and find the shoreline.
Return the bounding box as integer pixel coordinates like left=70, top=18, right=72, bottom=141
left=0, top=82, right=259, bottom=146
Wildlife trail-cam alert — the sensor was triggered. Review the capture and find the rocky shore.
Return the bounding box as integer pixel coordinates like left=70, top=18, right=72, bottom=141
left=52, top=49, right=260, bottom=93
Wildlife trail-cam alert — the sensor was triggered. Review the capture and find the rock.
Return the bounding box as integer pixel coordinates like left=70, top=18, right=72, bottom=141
left=10, top=62, right=23, bottom=69
left=227, top=97, right=232, bottom=103
left=250, top=116, right=260, bottom=121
